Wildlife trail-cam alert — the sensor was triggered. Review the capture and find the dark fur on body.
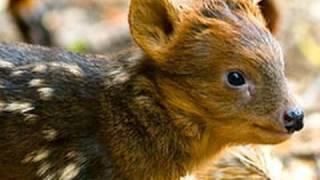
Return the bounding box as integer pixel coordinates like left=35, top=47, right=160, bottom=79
left=0, top=0, right=297, bottom=179
left=0, top=43, right=198, bottom=179
left=0, top=43, right=145, bottom=179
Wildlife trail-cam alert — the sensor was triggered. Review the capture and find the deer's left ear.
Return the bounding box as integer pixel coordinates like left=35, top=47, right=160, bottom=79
left=129, top=0, right=193, bottom=64
left=255, top=0, right=281, bottom=35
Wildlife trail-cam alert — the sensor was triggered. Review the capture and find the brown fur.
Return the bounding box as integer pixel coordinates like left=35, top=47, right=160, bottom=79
left=0, top=0, right=297, bottom=179
left=258, top=0, right=280, bottom=34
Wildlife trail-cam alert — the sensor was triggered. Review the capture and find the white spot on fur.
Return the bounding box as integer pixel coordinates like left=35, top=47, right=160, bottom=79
left=49, top=62, right=84, bottom=77
left=38, top=87, right=54, bottom=100
left=43, top=174, right=55, bottom=180
left=42, top=129, right=58, bottom=141
left=65, top=151, right=86, bottom=164
left=43, top=173, right=57, bottom=180
left=108, top=67, right=129, bottom=84
left=107, top=68, right=122, bottom=76
left=23, top=149, right=51, bottom=163
left=24, top=114, right=38, bottom=124
left=21, top=106, right=35, bottom=113
left=0, top=59, right=14, bottom=68
left=4, top=102, right=32, bottom=113
left=114, top=72, right=129, bottom=82
left=37, top=162, right=52, bottom=176
left=65, top=151, right=79, bottom=159
left=128, top=50, right=143, bottom=63
left=11, top=70, right=26, bottom=76
left=32, top=64, right=48, bottom=73
left=29, top=79, right=45, bottom=87
left=59, top=163, right=80, bottom=180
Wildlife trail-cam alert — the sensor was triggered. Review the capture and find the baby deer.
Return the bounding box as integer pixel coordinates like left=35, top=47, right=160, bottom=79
left=0, top=0, right=303, bottom=179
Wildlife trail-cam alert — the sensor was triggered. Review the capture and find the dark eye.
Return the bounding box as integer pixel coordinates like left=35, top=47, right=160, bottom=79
left=227, top=71, right=246, bottom=87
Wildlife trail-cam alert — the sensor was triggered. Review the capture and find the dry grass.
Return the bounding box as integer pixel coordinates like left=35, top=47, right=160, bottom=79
left=194, top=146, right=282, bottom=180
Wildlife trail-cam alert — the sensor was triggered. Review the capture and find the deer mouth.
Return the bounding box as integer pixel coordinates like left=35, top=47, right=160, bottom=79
left=253, top=124, right=290, bottom=138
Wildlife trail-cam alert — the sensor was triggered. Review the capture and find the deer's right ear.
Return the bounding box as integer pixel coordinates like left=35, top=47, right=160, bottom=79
left=129, top=0, right=192, bottom=63
left=257, top=0, right=281, bottom=35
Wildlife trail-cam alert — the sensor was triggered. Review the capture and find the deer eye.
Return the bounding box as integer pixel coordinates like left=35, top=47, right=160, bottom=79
left=226, top=71, right=246, bottom=87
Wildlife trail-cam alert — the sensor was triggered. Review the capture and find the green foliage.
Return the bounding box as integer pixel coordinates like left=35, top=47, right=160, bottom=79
left=67, top=40, right=89, bottom=53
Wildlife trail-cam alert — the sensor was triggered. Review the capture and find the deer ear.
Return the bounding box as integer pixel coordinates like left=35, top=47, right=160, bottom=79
left=256, top=0, right=281, bottom=35
left=129, top=0, right=192, bottom=62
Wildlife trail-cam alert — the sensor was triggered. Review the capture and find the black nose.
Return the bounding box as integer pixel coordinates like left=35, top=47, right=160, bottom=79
left=284, top=107, right=304, bottom=133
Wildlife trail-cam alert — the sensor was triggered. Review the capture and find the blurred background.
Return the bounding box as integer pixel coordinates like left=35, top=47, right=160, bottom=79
left=0, top=0, right=319, bottom=179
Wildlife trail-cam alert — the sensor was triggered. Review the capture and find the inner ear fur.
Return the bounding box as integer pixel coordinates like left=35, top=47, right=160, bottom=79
left=129, top=0, right=193, bottom=62
left=257, top=0, right=280, bottom=35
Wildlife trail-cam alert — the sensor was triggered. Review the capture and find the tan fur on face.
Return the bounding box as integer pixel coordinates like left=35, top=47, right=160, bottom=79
left=134, top=0, right=292, bottom=147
